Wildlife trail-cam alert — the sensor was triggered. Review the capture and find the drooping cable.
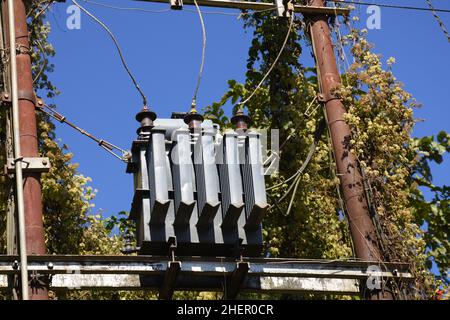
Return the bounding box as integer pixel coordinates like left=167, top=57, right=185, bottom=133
left=190, top=0, right=207, bottom=112
left=71, top=0, right=149, bottom=107
left=268, top=119, right=326, bottom=217
left=81, top=0, right=171, bottom=13
left=238, top=12, right=295, bottom=108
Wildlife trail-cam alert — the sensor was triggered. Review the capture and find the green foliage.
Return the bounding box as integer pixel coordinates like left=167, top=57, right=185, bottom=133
left=205, top=16, right=449, bottom=297
left=410, top=132, right=450, bottom=282
left=205, top=13, right=352, bottom=263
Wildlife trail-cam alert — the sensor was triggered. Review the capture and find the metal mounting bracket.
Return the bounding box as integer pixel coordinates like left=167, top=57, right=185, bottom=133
left=1, top=91, right=38, bottom=106
left=158, top=261, right=181, bottom=300
left=167, top=236, right=178, bottom=262
left=5, top=157, right=51, bottom=174
left=276, top=0, right=294, bottom=18
left=224, top=262, right=249, bottom=299
left=1, top=92, right=11, bottom=104
left=170, top=0, right=183, bottom=10
left=158, top=236, right=180, bottom=300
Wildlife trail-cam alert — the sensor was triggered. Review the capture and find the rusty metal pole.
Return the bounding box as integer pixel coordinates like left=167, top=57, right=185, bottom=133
left=5, top=0, right=48, bottom=300
left=308, top=0, right=392, bottom=299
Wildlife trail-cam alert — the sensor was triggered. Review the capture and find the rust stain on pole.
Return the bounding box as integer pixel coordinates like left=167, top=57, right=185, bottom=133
left=4, top=0, right=48, bottom=300
left=308, top=0, right=392, bottom=299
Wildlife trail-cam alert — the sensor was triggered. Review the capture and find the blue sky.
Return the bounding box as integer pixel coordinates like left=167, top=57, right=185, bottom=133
left=42, top=0, right=449, bottom=227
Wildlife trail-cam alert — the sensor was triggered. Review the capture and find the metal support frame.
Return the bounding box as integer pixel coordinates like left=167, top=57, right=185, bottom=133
left=224, top=262, right=249, bottom=299
left=159, top=261, right=181, bottom=300
left=0, top=256, right=412, bottom=297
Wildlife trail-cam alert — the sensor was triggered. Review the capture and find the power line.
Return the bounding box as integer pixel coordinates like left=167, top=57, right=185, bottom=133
left=81, top=0, right=171, bottom=13
left=190, top=0, right=207, bottom=111
left=268, top=118, right=326, bottom=216
left=71, top=0, right=149, bottom=107
left=238, top=12, right=295, bottom=107
left=329, top=0, right=450, bottom=13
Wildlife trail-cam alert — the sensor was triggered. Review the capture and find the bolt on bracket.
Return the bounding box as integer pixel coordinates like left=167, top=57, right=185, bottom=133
left=276, top=0, right=294, bottom=18
left=5, top=157, right=51, bottom=174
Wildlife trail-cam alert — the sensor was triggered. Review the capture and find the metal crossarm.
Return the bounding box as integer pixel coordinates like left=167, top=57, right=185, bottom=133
left=0, top=255, right=412, bottom=296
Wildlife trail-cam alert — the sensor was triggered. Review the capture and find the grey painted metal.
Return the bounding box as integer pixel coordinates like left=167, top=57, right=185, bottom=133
left=128, top=117, right=267, bottom=256
left=225, top=262, right=249, bottom=299
left=0, top=255, right=413, bottom=278
left=129, top=140, right=152, bottom=247
left=242, top=131, right=268, bottom=229
left=275, top=0, right=285, bottom=17
left=159, top=261, right=181, bottom=299
left=0, top=255, right=412, bottom=295
left=171, top=128, right=196, bottom=225
left=136, top=0, right=351, bottom=16
left=147, top=128, right=171, bottom=225
left=152, top=118, right=215, bottom=141
left=194, top=127, right=221, bottom=227
left=0, top=274, right=359, bottom=294
left=6, top=157, right=51, bottom=173
left=219, top=131, right=244, bottom=228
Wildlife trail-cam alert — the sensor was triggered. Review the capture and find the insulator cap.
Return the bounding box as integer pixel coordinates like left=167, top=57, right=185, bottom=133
left=231, top=110, right=251, bottom=130
left=184, top=110, right=204, bottom=129
left=136, top=106, right=157, bottom=127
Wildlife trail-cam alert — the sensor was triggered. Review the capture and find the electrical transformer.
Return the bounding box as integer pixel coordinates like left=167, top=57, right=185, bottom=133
left=127, top=113, right=268, bottom=257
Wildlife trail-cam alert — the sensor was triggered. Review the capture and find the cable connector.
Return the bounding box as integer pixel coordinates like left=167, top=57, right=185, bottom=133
left=170, top=0, right=183, bottom=10
left=276, top=0, right=294, bottom=18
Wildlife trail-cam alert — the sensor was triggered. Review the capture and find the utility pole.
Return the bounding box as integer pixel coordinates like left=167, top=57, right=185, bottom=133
left=2, top=0, right=48, bottom=300
left=308, top=0, right=392, bottom=299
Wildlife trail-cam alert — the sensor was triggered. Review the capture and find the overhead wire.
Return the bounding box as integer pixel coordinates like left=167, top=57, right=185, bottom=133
left=81, top=0, right=171, bottom=13
left=329, top=0, right=450, bottom=13
left=190, top=0, right=207, bottom=111
left=268, top=119, right=326, bottom=217
left=71, top=0, right=149, bottom=107
left=238, top=12, right=295, bottom=108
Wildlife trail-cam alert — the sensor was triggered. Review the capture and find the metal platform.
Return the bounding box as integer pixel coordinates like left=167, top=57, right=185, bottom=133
left=0, top=255, right=412, bottom=299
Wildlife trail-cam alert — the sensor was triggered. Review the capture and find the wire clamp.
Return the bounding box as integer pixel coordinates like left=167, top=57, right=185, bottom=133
left=276, top=0, right=294, bottom=18
left=170, top=0, right=183, bottom=10
left=15, top=44, right=31, bottom=56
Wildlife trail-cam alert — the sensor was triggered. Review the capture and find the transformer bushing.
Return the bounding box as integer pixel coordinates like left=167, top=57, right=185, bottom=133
left=127, top=115, right=267, bottom=257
